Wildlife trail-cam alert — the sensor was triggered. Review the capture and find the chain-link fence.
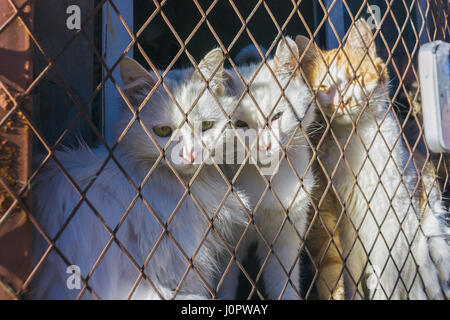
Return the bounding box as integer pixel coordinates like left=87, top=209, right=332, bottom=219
left=0, top=0, right=449, bottom=300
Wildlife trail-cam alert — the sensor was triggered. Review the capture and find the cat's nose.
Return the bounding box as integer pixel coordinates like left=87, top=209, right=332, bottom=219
left=333, top=93, right=349, bottom=106
left=180, top=145, right=196, bottom=164
left=258, top=134, right=272, bottom=151
left=258, top=142, right=271, bottom=151
left=338, top=97, right=351, bottom=112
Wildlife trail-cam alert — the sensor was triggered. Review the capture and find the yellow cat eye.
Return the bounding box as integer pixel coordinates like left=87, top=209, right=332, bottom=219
left=153, top=126, right=172, bottom=137
left=235, top=120, right=248, bottom=128
left=319, top=85, right=328, bottom=91
left=201, top=121, right=214, bottom=131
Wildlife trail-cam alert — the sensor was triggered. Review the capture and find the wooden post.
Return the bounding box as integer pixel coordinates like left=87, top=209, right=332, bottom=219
left=102, top=0, right=133, bottom=145
left=0, top=0, right=33, bottom=299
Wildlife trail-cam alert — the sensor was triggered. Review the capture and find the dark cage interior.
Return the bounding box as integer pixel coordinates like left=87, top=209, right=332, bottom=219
left=0, top=0, right=448, bottom=300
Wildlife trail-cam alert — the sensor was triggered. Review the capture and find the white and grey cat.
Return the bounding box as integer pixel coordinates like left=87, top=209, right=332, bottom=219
left=218, top=37, right=317, bottom=299
left=31, top=49, right=249, bottom=299
left=306, top=19, right=450, bottom=299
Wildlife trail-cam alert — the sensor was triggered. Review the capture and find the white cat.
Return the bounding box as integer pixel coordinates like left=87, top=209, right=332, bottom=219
left=218, top=37, right=317, bottom=299
left=31, top=49, right=249, bottom=300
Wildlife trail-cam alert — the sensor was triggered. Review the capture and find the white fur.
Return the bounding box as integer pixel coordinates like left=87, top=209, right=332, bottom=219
left=218, top=38, right=317, bottom=299
left=319, top=57, right=450, bottom=299
left=31, top=54, right=249, bottom=299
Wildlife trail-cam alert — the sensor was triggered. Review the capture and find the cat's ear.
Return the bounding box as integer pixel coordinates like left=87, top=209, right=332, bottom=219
left=345, top=18, right=377, bottom=57
left=193, top=48, right=229, bottom=95
left=120, top=57, right=156, bottom=105
left=273, top=36, right=299, bottom=75
left=295, top=35, right=319, bottom=73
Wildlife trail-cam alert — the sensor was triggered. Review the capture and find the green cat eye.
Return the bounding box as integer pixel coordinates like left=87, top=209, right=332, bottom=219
left=271, top=112, right=283, bottom=122
left=235, top=120, right=248, bottom=128
left=153, top=126, right=172, bottom=137
left=201, top=121, right=214, bottom=131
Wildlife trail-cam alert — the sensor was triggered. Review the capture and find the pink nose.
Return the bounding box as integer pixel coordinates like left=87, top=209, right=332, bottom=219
left=258, top=142, right=271, bottom=151
left=180, top=146, right=195, bottom=164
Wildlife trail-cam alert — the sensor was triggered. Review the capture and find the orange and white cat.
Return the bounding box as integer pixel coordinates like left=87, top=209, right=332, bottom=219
left=298, top=19, right=450, bottom=299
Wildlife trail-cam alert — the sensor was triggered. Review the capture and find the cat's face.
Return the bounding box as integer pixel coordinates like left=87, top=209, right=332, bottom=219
left=308, top=19, right=388, bottom=125
left=118, top=49, right=236, bottom=176
left=233, top=37, right=316, bottom=162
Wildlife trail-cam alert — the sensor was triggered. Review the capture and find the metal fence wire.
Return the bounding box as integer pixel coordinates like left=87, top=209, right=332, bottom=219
left=0, top=0, right=449, bottom=300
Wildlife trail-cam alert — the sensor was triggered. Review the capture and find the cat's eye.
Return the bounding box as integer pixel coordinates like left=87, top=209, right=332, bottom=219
left=235, top=120, right=248, bottom=128
left=201, top=121, right=214, bottom=131
left=271, top=112, right=283, bottom=122
left=153, top=126, right=172, bottom=137
left=319, top=85, right=329, bottom=91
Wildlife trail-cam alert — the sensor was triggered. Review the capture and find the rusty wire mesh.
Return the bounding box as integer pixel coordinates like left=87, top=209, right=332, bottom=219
left=0, top=0, right=449, bottom=300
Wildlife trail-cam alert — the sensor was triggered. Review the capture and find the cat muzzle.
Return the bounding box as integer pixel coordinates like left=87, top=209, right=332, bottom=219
left=258, top=142, right=271, bottom=151
left=180, top=146, right=196, bottom=164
